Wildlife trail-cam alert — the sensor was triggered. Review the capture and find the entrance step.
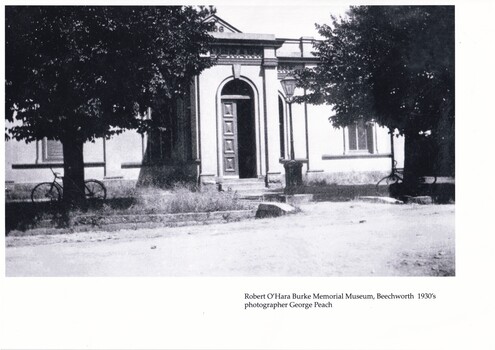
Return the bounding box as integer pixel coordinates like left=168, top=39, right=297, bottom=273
left=220, top=178, right=283, bottom=200
left=220, top=178, right=264, bottom=184
left=220, top=179, right=266, bottom=192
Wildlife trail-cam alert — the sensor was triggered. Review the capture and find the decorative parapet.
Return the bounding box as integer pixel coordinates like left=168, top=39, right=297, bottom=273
left=211, top=46, right=263, bottom=60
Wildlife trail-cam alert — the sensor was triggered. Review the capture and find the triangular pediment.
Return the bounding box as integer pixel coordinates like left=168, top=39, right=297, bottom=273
left=204, top=14, right=242, bottom=33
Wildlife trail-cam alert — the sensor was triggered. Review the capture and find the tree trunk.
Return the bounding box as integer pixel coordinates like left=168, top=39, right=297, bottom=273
left=402, top=130, right=420, bottom=195
left=62, top=137, right=85, bottom=205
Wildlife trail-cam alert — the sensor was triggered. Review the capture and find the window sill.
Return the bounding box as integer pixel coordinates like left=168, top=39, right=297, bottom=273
left=42, top=158, right=64, bottom=163
left=12, top=162, right=104, bottom=169
left=346, top=150, right=372, bottom=154
left=121, top=161, right=199, bottom=169
left=322, top=153, right=392, bottom=160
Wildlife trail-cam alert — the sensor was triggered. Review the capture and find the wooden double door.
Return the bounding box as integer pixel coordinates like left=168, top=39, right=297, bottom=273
left=221, top=98, right=256, bottom=178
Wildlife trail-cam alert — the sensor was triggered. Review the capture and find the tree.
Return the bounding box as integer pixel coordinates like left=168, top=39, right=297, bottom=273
left=297, top=6, right=455, bottom=185
left=6, top=6, right=215, bottom=204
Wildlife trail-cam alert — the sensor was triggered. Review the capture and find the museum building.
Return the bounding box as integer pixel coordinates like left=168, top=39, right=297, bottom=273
left=5, top=15, right=404, bottom=190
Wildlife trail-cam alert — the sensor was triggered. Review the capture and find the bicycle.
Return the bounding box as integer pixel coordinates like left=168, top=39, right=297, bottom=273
left=376, top=160, right=438, bottom=195
left=31, top=167, right=107, bottom=203
left=376, top=160, right=404, bottom=189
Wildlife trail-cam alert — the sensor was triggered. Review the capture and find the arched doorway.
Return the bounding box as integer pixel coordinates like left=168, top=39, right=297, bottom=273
left=220, top=80, right=256, bottom=178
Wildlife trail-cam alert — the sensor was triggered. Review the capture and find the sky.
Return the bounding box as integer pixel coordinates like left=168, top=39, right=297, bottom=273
left=214, top=5, right=351, bottom=39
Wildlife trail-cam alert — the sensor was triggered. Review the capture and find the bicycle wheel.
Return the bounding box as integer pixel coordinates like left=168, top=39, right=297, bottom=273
left=386, top=173, right=402, bottom=185
left=84, top=179, right=107, bottom=200
left=31, top=182, right=62, bottom=203
left=376, top=174, right=399, bottom=188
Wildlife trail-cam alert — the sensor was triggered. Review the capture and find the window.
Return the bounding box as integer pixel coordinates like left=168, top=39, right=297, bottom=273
left=347, top=120, right=374, bottom=153
left=144, top=107, right=172, bottom=164
left=143, top=98, right=191, bottom=164
left=146, top=127, right=170, bottom=163
left=42, top=139, right=63, bottom=162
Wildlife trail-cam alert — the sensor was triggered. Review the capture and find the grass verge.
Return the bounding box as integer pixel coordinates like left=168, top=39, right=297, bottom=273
left=5, top=184, right=255, bottom=234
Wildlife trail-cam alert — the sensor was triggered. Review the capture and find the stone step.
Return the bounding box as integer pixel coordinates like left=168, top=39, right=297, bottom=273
left=237, top=190, right=285, bottom=201
left=220, top=178, right=283, bottom=200
left=230, top=187, right=284, bottom=194
left=238, top=193, right=266, bottom=201
left=220, top=181, right=267, bottom=192
left=221, top=178, right=265, bottom=185
left=221, top=184, right=266, bottom=192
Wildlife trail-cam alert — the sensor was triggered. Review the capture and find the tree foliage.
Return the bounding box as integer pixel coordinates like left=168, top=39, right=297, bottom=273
left=6, top=6, right=215, bottom=142
left=297, top=6, right=455, bottom=177
left=5, top=6, right=215, bottom=203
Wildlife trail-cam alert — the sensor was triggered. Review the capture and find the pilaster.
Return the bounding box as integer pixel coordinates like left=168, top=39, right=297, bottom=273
left=263, top=46, right=284, bottom=184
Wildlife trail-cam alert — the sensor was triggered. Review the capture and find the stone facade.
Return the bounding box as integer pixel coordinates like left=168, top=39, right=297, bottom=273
left=5, top=15, right=404, bottom=188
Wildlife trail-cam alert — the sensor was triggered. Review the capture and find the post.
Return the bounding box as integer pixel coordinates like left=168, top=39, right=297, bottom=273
left=281, top=75, right=303, bottom=193
left=288, top=102, right=295, bottom=160
left=284, top=101, right=302, bottom=192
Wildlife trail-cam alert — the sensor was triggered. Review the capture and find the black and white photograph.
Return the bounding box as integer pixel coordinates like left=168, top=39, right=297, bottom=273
left=4, top=4, right=455, bottom=277
left=1, top=2, right=494, bottom=350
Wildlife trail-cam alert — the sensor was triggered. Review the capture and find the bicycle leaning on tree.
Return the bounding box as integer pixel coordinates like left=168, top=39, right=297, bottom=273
left=31, top=167, right=107, bottom=203
left=375, top=160, right=404, bottom=189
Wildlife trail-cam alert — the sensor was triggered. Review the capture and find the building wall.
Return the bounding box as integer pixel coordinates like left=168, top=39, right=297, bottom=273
left=264, top=59, right=285, bottom=183
left=5, top=110, right=404, bottom=188
left=302, top=98, right=405, bottom=184
left=105, top=130, right=143, bottom=180
left=5, top=133, right=105, bottom=184
left=197, top=64, right=269, bottom=183
left=5, top=29, right=405, bottom=188
left=5, top=89, right=404, bottom=187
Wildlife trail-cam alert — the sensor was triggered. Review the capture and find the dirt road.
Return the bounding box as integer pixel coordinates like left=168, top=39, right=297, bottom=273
left=5, top=202, right=455, bottom=276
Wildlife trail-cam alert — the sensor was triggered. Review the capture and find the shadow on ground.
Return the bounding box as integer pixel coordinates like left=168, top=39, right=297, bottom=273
left=5, top=198, right=135, bottom=234
left=301, top=183, right=454, bottom=204
left=5, top=183, right=454, bottom=235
